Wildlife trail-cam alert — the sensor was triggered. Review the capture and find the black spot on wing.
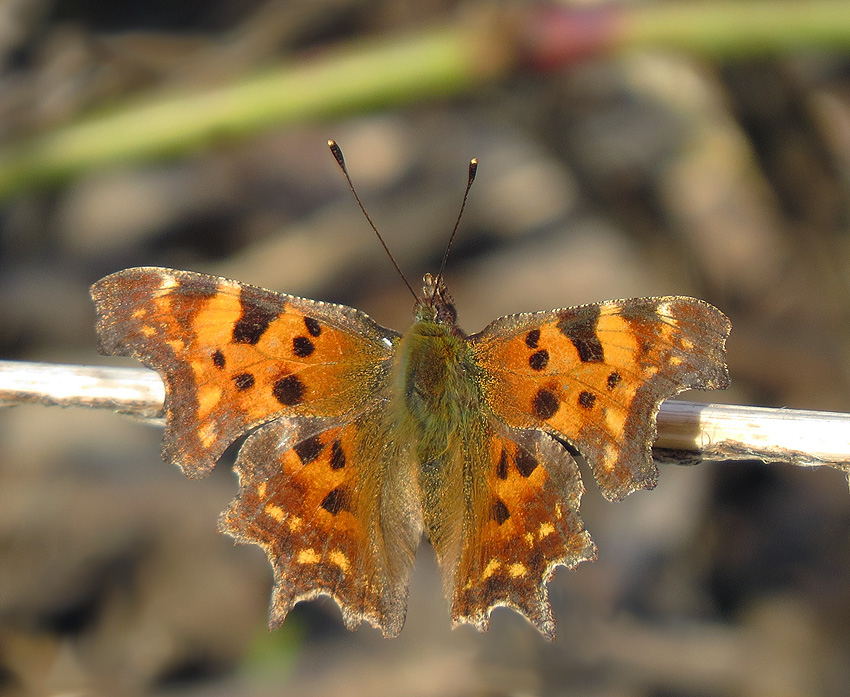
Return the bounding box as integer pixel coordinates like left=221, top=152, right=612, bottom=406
left=304, top=317, right=322, bottom=337
left=232, top=372, right=255, bottom=390
left=212, top=350, right=226, bottom=369
left=525, top=329, right=540, bottom=349
left=557, top=306, right=604, bottom=362
left=233, top=298, right=278, bottom=344
left=294, top=436, right=323, bottom=464
left=578, top=390, right=596, bottom=409
left=330, top=440, right=346, bottom=470
left=491, top=499, right=510, bottom=525
left=321, top=487, right=348, bottom=515
left=496, top=449, right=509, bottom=480
left=515, top=450, right=538, bottom=478
left=532, top=388, right=559, bottom=420
left=607, top=371, right=622, bottom=390
left=292, top=336, right=315, bottom=358
left=529, top=349, right=549, bottom=371
left=273, top=375, right=305, bottom=405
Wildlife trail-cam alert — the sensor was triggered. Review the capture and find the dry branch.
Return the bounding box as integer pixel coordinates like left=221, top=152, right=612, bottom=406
left=1, top=360, right=848, bottom=486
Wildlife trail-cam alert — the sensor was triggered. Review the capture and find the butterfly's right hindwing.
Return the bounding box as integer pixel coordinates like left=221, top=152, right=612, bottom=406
left=220, top=404, right=423, bottom=637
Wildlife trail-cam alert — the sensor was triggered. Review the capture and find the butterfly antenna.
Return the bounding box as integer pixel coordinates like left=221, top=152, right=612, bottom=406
left=328, top=140, right=418, bottom=302
left=432, top=157, right=478, bottom=299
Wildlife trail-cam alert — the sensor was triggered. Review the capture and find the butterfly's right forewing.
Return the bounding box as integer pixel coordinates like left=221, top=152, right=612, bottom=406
left=92, top=267, right=398, bottom=477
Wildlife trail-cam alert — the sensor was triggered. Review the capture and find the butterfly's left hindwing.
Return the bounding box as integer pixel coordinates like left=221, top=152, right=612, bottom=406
left=471, top=296, right=730, bottom=500
left=91, top=267, right=398, bottom=477
left=449, top=421, right=596, bottom=640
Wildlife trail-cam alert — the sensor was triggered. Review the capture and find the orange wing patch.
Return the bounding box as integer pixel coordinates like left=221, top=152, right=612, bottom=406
left=472, top=297, right=730, bottom=500
left=451, top=423, right=596, bottom=639
left=91, top=267, right=396, bottom=477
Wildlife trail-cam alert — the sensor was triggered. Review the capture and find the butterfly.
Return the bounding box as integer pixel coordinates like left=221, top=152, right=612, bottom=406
left=90, top=147, right=730, bottom=640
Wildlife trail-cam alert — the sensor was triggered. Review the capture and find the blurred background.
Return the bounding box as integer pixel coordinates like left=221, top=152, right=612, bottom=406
left=0, top=0, right=849, bottom=695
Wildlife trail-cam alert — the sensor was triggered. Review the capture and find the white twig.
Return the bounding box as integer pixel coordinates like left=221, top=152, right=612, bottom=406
left=653, top=401, right=850, bottom=473
left=1, top=360, right=848, bottom=485
left=0, top=359, right=165, bottom=423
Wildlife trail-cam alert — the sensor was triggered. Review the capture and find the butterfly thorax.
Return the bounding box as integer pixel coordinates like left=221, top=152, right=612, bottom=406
left=402, top=275, right=480, bottom=428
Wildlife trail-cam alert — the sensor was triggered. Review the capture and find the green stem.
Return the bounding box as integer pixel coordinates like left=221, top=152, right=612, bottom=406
left=0, top=23, right=507, bottom=198
left=623, top=0, right=850, bottom=56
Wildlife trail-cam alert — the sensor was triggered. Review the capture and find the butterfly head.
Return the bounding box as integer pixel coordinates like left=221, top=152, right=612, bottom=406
left=417, top=272, right=458, bottom=325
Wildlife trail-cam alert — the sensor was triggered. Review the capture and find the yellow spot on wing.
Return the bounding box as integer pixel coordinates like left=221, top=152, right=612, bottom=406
left=605, top=407, right=627, bottom=438
left=538, top=522, right=555, bottom=539
left=166, top=338, right=185, bottom=353
left=197, top=385, right=222, bottom=418
left=264, top=503, right=284, bottom=521
left=297, top=548, right=320, bottom=564
left=140, top=325, right=155, bottom=337
left=329, top=550, right=350, bottom=572
left=257, top=482, right=267, bottom=498
left=287, top=515, right=303, bottom=531
left=198, top=422, right=217, bottom=448
left=508, top=563, right=527, bottom=577
left=481, top=559, right=500, bottom=580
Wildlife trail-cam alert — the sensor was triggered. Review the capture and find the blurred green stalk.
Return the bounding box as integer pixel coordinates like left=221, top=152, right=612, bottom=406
left=0, top=0, right=849, bottom=198
left=623, top=0, right=850, bottom=55
left=0, top=26, right=503, bottom=197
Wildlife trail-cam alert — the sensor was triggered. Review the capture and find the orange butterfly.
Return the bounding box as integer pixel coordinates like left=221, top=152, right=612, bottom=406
left=91, top=145, right=730, bottom=639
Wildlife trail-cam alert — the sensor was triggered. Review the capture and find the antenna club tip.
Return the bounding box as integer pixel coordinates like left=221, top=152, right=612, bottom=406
left=468, top=158, right=478, bottom=183
left=328, top=140, right=346, bottom=169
